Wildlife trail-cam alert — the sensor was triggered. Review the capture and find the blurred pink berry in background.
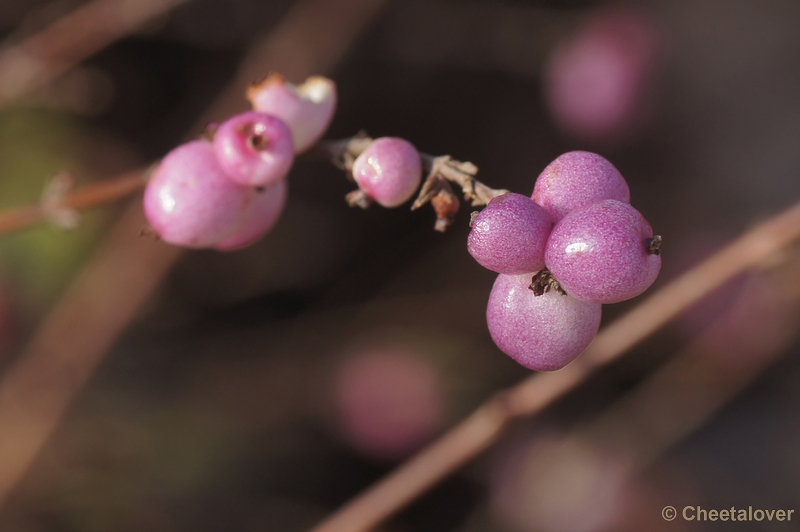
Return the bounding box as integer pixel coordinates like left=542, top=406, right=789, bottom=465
left=491, top=434, right=632, bottom=532
left=544, top=7, right=662, bottom=144
left=332, top=346, right=445, bottom=460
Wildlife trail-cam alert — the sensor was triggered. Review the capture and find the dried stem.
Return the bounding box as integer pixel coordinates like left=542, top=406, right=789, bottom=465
left=309, top=198, right=800, bottom=532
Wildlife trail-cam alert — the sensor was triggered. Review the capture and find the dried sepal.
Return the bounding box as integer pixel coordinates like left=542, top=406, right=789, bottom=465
left=529, top=269, right=567, bottom=297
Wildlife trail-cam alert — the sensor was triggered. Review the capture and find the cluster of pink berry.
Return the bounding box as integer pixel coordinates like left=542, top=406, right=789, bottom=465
left=143, top=74, right=337, bottom=250
left=467, top=151, right=661, bottom=371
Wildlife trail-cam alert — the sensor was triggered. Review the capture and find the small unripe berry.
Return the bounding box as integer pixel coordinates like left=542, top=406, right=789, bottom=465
left=213, top=111, right=295, bottom=187
left=247, top=74, right=337, bottom=152
left=352, top=137, right=422, bottom=208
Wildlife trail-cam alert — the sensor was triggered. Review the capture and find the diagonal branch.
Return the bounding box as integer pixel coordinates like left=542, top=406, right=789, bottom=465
left=0, top=0, right=192, bottom=110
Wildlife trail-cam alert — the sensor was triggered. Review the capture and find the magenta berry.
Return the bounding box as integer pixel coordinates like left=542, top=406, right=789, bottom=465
left=486, top=273, right=601, bottom=371
left=247, top=74, right=337, bottom=153
left=468, top=192, right=552, bottom=274
left=215, top=178, right=288, bottom=251
left=545, top=199, right=661, bottom=304
left=352, top=137, right=422, bottom=208
left=213, top=111, right=295, bottom=187
left=532, top=151, right=629, bottom=222
left=143, top=140, right=254, bottom=248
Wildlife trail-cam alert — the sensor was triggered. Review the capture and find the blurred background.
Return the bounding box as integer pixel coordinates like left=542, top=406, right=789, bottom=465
left=0, top=0, right=799, bottom=530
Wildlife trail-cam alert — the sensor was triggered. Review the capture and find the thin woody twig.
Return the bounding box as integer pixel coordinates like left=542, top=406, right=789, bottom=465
left=0, top=168, right=149, bottom=235
left=309, top=198, right=800, bottom=532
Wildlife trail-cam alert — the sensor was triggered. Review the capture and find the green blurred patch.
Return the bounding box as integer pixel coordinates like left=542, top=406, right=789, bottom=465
left=0, top=108, right=109, bottom=313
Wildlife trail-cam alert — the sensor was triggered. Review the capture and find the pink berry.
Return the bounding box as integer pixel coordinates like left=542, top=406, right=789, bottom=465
left=143, top=140, right=253, bottom=248
left=215, top=178, right=288, bottom=251
left=213, top=111, right=294, bottom=187
left=532, top=151, right=630, bottom=222
left=486, top=273, right=601, bottom=371
left=352, top=137, right=422, bottom=208
left=247, top=73, right=337, bottom=153
left=544, top=7, right=660, bottom=143
left=545, top=200, right=661, bottom=304
left=468, top=192, right=552, bottom=274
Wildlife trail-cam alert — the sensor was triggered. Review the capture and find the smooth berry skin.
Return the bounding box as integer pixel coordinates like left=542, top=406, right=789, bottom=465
left=215, top=178, right=287, bottom=251
left=352, top=137, right=422, bottom=208
left=545, top=199, right=660, bottom=304
left=468, top=192, right=552, bottom=274
left=487, top=273, right=601, bottom=371
left=144, top=140, right=253, bottom=248
left=247, top=74, right=336, bottom=153
left=213, top=111, right=295, bottom=187
left=532, top=151, right=629, bottom=222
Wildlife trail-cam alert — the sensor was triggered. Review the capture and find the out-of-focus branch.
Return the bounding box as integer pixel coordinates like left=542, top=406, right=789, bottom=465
left=0, top=168, right=149, bottom=235
left=0, top=0, right=388, bottom=513
left=0, top=0, right=192, bottom=110
left=309, top=198, right=800, bottom=532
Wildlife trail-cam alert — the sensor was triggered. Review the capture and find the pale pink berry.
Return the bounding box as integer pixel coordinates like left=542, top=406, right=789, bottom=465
left=544, top=7, right=660, bottom=143
left=486, top=273, right=601, bottom=371
left=532, top=151, right=629, bottom=222
left=352, top=137, right=422, bottom=208
left=545, top=200, right=661, bottom=304
left=213, top=111, right=294, bottom=187
left=468, top=192, right=552, bottom=274
left=247, top=73, right=336, bottom=152
left=143, top=140, right=253, bottom=248
left=215, top=178, right=288, bottom=251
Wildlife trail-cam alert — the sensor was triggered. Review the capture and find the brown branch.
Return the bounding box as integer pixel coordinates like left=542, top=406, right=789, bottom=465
left=0, top=0, right=192, bottom=110
left=0, top=168, right=149, bottom=235
left=309, top=198, right=800, bottom=532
